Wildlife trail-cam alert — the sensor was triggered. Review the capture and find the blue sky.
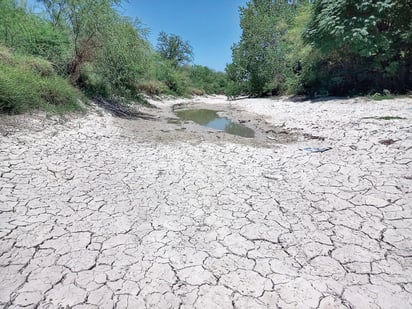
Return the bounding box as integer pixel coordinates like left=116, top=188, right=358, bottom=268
left=120, top=0, right=249, bottom=72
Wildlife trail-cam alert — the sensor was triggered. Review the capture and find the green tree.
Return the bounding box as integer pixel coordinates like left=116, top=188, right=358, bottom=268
left=0, top=0, right=69, bottom=66
left=226, top=0, right=297, bottom=97
left=303, top=0, right=412, bottom=94
left=188, top=65, right=226, bottom=94
left=282, top=2, right=313, bottom=94
left=92, top=15, right=153, bottom=97
left=38, top=0, right=121, bottom=83
left=156, top=31, right=193, bottom=68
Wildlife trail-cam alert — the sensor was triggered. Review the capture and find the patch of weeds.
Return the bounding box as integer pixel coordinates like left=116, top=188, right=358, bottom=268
left=40, top=101, right=85, bottom=114
left=368, top=89, right=398, bottom=101
left=362, top=116, right=406, bottom=121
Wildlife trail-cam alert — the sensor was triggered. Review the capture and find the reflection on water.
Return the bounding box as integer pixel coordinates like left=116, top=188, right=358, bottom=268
left=175, top=109, right=255, bottom=138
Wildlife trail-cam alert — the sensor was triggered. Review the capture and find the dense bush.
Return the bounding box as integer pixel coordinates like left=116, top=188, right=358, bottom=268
left=135, top=80, right=169, bottom=96
left=0, top=0, right=70, bottom=72
left=0, top=46, right=82, bottom=114
left=187, top=65, right=226, bottom=95
left=302, top=0, right=412, bottom=95
left=226, top=0, right=412, bottom=97
left=225, top=0, right=297, bottom=97
left=154, top=60, right=190, bottom=96
left=81, top=15, right=153, bottom=99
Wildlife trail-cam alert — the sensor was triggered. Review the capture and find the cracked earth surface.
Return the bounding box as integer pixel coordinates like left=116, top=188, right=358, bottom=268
left=1, top=96, right=411, bottom=308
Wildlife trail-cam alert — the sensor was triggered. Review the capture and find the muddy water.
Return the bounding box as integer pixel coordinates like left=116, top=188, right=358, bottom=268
left=175, top=109, right=255, bottom=138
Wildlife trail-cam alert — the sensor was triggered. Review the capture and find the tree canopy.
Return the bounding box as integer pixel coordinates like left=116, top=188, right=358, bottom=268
left=226, top=0, right=412, bottom=97
left=156, top=31, right=194, bottom=68
left=303, top=0, right=412, bottom=94
left=226, top=0, right=297, bottom=97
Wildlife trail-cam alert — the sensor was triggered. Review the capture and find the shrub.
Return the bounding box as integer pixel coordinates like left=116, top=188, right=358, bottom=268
left=187, top=65, right=227, bottom=94
left=0, top=46, right=81, bottom=114
left=135, top=80, right=168, bottom=96
left=78, top=65, right=112, bottom=98
left=19, top=55, right=55, bottom=77
left=190, top=88, right=206, bottom=96
left=40, top=76, right=81, bottom=106
left=0, top=62, right=41, bottom=113
left=0, top=0, right=70, bottom=72
left=225, top=81, right=246, bottom=99
left=303, top=0, right=412, bottom=95
left=155, top=61, right=190, bottom=96
left=0, top=45, right=12, bottom=62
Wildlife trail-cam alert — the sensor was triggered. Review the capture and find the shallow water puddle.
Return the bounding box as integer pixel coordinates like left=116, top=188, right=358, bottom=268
left=175, top=109, right=255, bottom=138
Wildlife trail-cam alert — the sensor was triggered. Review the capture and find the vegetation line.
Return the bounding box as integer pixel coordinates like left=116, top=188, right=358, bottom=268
left=0, top=0, right=411, bottom=114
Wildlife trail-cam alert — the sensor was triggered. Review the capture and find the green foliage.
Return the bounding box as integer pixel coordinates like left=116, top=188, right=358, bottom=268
left=156, top=31, right=194, bottom=68
left=135, top=80, right=169, bottom=96
left=151, top=63, right=228, bottom=97
left=36, top=0, right=222, bottom=98
left=10, top=52, right=55, bottom=77
left=302, top=0, right=412, bottom=95
left=224, top=80, right=246, bottom=99
left=77, top=64, right=111, bottom=97
left=224, top=55, right=248, bottom=97
left=282, top=3, right=312, bottom=94
left=227, top=0, right=411, bottom=97
left=0, top=63, right=41, bottom=113
left=187, top=65, right=226, bottom=94
left=305, top=1, right=405, bottom=57
left=0, top=0, right=70, bottom=70
left=90, top=15, right=153, bottom=98
left=155, top=60, right=190, bottom=96
left=0, top=46, right=82, bottom=114
left=226, top=0, right=297, bottom=97
left=38, top=0, right=122, bottom=83
left=39, top=76, right=79, bottom=106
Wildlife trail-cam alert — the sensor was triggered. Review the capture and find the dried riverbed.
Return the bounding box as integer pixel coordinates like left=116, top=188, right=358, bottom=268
left=0, top=95, right=411, bottom=308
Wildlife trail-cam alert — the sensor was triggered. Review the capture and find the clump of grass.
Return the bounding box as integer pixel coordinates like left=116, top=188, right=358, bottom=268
left=21, top=56, right=55, bottom=77
left=0, top=45, right=13, bottom=62
left=0, top=46, right=82, bottom=114
left=39, top=76, right=84, bottom=113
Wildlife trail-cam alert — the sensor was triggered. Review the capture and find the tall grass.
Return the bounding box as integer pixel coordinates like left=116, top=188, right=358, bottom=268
left=0, top=46, right=82, bottom=114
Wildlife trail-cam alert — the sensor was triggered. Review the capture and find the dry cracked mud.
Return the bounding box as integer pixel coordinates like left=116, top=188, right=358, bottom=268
left=0, top=96, right=411, bottom=308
